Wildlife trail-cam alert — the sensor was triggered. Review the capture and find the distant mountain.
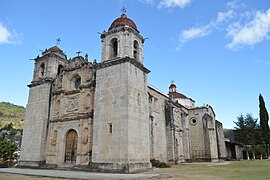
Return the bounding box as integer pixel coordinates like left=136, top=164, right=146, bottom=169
left=0, top=102, right=25, bottom=129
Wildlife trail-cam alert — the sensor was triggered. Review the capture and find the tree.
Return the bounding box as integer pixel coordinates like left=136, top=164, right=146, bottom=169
left=234, top=114, right=259, bottom=159
left=0, top=141, right=17, bottom=167
left=259, top=94, right=270, bottom=159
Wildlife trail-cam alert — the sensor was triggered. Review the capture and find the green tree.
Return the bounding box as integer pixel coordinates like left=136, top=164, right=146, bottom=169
left=259, top=94, right=270, bottom=159
left=0, top=141, right=17, bottom=167
left=234, top=114, right=259, bottom=159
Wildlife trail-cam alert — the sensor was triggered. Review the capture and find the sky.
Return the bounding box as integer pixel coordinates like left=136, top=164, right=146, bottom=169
left=0, top=0, right=269, bottom=129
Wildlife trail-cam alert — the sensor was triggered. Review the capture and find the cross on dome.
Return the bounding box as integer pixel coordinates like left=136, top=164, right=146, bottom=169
left=121, top=6, right=126, bottom=14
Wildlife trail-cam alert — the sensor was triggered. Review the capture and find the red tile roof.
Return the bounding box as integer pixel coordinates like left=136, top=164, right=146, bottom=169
left=109, top=14, right=138, bottom=31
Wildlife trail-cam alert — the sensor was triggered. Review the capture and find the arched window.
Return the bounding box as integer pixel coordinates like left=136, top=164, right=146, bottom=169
left=71, top=75, right=81, bottom=90
left=110, top=38, right=118, bottom=58
left=74, top=77, right=81, bottom=89
left=40, top=63, right=45, bottom=77
left=133, top=40, right=139, bottom=60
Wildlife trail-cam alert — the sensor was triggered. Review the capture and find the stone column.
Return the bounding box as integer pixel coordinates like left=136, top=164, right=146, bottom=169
left=208, top=117, right=219, bottom=162
left=181, top=113, right=191, bottom=162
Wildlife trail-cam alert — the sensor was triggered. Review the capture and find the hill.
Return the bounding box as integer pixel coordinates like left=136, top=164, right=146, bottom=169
left=0, top=102, right=25, bottom=129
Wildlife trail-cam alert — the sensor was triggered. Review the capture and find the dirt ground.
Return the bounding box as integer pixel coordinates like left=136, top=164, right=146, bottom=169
left=0, top=173, right=66, bottom=180
left=0, top=162, right=233, bottom=180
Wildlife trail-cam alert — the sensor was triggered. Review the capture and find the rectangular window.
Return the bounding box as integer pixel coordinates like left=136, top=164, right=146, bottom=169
left=108, top=123, right=112, bottom=134
left=154, top=97, right=159, bottom=110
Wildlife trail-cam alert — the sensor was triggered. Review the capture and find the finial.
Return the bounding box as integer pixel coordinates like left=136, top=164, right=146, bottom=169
left=170, top=80, right=175, bottom=84
left=121, top=6, right=126, bottom=15
left=76, top=51, right=82, bottom=56
left=85, top=53, right=88, bottom=61
left=56, top=38, right=61, bottom=46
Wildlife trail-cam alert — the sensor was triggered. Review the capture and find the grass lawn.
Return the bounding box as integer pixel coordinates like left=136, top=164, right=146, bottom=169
left=164, top=160, right=270, bottom=180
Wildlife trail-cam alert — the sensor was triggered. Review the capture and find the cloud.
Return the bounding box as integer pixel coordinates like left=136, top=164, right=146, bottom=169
left=136, top=0, right=155, bottom=5
left=253, top=59, right=270, bottom=66
left=217, top=10, right=235, bottom=23
left=226, top=8, right=270, bottom=50
left=177, top=9, right=235, bottom=50
left=176, top=0, right=270, bottom=51
left=226, top=0, right=246, bottom=10
left=0, top=23, right=11, bottom=44
left=0, top=22, right=22, bottom=45
left=158, top=0, right=191, bottom=9
left=179, top=25, right=211, bottom=43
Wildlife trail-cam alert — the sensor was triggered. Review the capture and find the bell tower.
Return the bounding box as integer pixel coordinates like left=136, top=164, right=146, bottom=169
left=92, top=11, right=151, bottom=173
left=101, top=11, right=144, bottom=63
left=19, top=46, right=67, bottom=167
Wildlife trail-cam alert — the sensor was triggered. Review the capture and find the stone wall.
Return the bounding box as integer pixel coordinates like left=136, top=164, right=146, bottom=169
left=19, top=82, right=52, bottom=166
left=215, top=120, right=227, bottom=160
left=187, top=106, right=218, bottom=162
left=148, top=87, right=168, bottom=162
left=92, top=59, right=150, bottom=172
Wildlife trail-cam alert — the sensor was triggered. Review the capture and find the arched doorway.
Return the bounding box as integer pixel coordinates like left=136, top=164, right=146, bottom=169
left=65, top=129, right=78, bottom=164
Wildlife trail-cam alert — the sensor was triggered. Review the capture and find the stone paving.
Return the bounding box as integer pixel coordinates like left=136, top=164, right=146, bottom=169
left=0, top=168, right=160, bottom=180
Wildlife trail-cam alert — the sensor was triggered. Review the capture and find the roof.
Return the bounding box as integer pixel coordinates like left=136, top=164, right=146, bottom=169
left=48, top=46, right=63, bottom=53
left=169, top=84, right=177, bottom=89
left=43, top=46, right=66, bottom=56
left=109, top=13, right=138, bottom=31
left=169, top=91, right=189, bottom=99
left=148, top=84, right=169, bottom=98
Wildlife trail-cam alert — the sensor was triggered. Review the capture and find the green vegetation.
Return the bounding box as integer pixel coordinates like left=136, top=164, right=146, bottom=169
left=0, top=102, right=25, bottom=129
left=223, top=128, right=235, bottom=141
left=0, top=141, right=18, bottom=167
left=150, top=159, right=171, bottom=168
left=231, top=94, right=270, bottom=160
left=166, top=161, right=270, bottom=180
left=259, top=94, right=270, bottom=159
left=0, top=102, right=24, bottom=158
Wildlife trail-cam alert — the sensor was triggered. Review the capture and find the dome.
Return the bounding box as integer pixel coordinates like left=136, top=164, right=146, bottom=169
left=169, top=92, right=188, bottom=99
left=169, top=83, right=177, bottom=93
left=109, top=13, right=138, bottom=31
left=46, top=46, right=65, bottom=56
left=169, top=84, right=177, bottom=89
left=42, top=46, right=67, bottom=59
left=48, top=46, right=63, bottom=53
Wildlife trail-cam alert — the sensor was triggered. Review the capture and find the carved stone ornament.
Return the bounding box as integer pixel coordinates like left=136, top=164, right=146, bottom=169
left=66, top=96, right=79, bottom=112
left=82, top=135, right=88, bottom=144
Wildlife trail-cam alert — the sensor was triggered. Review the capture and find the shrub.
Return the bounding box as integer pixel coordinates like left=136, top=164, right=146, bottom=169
left=150, top=159, right=170, bottom=168
left=0, top=141, right=17, bottom=167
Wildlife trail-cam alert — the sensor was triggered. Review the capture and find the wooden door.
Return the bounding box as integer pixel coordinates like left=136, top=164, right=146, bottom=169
left=65, top=129, right=78, bottom=163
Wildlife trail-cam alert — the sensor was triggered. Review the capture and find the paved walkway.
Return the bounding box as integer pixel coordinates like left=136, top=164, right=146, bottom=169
left=0, top=168, right=159, bottom=180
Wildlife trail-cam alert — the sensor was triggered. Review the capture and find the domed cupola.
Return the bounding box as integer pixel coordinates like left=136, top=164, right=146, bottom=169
left=101, top=9, right=144, bottom=64
left=109, top=13, right=138, bottom=32
left=169, top=83, right=177, bottom=93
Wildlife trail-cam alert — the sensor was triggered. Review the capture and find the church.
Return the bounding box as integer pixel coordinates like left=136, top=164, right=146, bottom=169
left=19, top=11, right=226, bottom=173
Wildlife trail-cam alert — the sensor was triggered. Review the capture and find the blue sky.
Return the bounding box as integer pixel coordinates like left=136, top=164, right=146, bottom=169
left=0, top=0, right=269, bottom=129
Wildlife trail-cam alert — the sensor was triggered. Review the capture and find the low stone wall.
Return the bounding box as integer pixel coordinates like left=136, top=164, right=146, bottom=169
left=17, top=161, right=152, bottom=174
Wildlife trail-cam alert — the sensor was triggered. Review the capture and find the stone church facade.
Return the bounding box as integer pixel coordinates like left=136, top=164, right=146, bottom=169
left=19, top=12, right=226, bottom=173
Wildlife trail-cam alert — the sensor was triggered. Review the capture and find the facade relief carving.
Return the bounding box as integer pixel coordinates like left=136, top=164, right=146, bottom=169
left=51, top=130, right=57, bottom=146
left=66, top=96, right=79, bottom=112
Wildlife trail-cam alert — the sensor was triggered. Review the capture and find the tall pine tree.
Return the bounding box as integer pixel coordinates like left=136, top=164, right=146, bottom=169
left=259, top=94, right=270, bottom=159
left=234, top=114, right=259, bottom=159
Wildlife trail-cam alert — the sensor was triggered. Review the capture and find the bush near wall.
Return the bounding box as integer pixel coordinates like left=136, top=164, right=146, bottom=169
left=150, top=159, right=171, bottom=168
